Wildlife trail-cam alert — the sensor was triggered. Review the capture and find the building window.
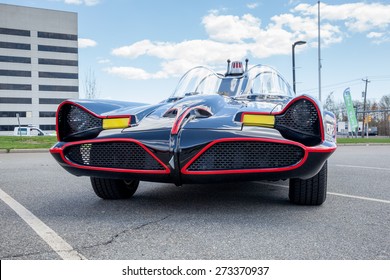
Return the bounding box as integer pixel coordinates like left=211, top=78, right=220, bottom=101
left=0, top=125, right=16, bottom=131
left=38, top=45, right=78, bottom=54
left=0, top=111, right=27, bottom=118
left=0, top=97, right=32, bottom=104
left=39, top=72, right=78, bottom=79
left=39, top=85, right=78, bottom=92
left=0, top=55, right=31, bottom=64
left=0, top=27, right=30, bottom=37
left=38, top=31, right=77, bottom=41
left=39, top=98, right=66, bottom=105
left=0, top=83, right=32, bottom=90
left=38, top=58, right=78, bottom=66
left=0, top=41, right=31, bottom=50
left=39, top=125, right=56, bottom=131
left=39, top=111, right=56, bottom=118
left=0, top=69, right=31, bottom=77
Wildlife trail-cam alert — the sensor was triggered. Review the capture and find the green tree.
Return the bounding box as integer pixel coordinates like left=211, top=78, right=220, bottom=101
left=379, top=94, right=390, bottom=136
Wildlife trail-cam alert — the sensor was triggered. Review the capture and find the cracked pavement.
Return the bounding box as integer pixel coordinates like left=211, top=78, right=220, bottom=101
left=1, top=148, right=390, bottom=259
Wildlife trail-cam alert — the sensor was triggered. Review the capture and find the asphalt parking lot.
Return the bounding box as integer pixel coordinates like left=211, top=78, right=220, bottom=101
left=0, top=145, right=389, bottom=260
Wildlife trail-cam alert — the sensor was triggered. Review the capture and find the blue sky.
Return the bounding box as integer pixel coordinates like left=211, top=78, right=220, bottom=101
left=3, top=0, right=390, bottom=104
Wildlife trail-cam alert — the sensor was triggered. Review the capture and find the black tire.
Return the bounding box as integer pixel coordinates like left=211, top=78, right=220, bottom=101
left=90, top=177, right=139, bottom=199
left=289, top=161, right=327, bottom=205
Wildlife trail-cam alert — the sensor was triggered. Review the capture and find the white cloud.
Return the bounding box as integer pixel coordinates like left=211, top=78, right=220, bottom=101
left=367, top=32, right=383, bottom=39
left=202, top=12, right=261, bottom=43
left=112, top=40, right=155, bottom=58
left=105, top=67, right=154, bottom=80
left=112, top=40, right=248, bottom=65
left=109, top=40, right=248, bottom=79
left=293, top=2, right=390, bottom=33
left=108, top=2, right=390, bottom=80
left=246, top=3, right=258, bottom=9
left=64, top=0, right=99, bottom=6
left=105, top=66, right=171, bottom=80
left=64, top=0, right=82, bottom=4
left=78, top=38, right=97, bottom=48
left=97, top=58, right=110, bottom=64
left=366, top=32, right=389, bottom=44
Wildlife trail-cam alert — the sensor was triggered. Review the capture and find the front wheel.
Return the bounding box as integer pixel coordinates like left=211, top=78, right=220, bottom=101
left=289, top=161, right=327, bottom=206
left=90, top=177, right=139, bottom=199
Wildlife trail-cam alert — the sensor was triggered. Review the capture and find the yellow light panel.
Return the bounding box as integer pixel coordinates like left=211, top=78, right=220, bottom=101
left=102, top=118, right=129, bottom=129
left=242, top=114, right=275, bottom=127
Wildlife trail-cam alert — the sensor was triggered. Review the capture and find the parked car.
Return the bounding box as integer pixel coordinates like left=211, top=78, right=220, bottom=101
left=14, top=126, right=46, bottom=136
left=50, top=60, right=337, bottom=205
left=357, top=127, right=378, bottom=136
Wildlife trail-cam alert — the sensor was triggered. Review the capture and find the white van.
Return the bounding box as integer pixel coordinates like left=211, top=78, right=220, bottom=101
left=13, top=126, right=46, bottom=136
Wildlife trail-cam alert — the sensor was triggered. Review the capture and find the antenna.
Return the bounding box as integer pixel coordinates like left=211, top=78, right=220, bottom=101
left=226, top=59, right=231, bottom=75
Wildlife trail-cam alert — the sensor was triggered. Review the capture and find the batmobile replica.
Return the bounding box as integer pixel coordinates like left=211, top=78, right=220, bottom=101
left=50, top=60, right=337, bottom=205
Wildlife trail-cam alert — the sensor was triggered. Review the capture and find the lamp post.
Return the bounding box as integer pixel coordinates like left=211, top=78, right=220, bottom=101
left=292, top=40, right=306, bottom=94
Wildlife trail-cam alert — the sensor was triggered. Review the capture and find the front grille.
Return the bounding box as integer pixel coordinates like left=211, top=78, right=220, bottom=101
left=64, top=141, right=165, bottom=171
left=187, top=141, right=304, bottom=171
left=276, top=99, right=320, bottom=135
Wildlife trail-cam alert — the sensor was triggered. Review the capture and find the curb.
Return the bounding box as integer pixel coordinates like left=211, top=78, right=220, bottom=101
left=1, top=143, right=390, bottom=154
left=0, top=148, right=49, bottom=153
left=336, top=143, right=390, bottom=146
left=1, top=144, right=390, bottom=154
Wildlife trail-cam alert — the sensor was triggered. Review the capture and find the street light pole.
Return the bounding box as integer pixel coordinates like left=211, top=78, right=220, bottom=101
left=292, top=40, right=306, bottom=94
left=318, top=1, right=322, bottom=102
left=361, top=78, right=370, bottom=138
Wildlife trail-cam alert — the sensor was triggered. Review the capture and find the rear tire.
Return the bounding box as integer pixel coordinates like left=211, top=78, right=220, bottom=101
left=90, top=177, right=139, bottom=199
left=289, top=161, right=327, bottom=205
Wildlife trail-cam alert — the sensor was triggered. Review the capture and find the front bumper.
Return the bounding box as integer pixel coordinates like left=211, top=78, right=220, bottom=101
left=50, top=128, right=336, bottom=185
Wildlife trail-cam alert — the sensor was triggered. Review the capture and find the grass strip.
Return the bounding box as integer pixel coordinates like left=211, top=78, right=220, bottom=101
left=337, top=137, right=390, bottom=144
left=1, top=135, right=390, bottom=150
left=0, top=136, right=57, bottom=150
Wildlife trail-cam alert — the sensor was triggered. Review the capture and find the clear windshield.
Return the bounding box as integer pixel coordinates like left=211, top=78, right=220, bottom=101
left=240, top=65, right=293, bottom=98
left=170, top=64, right=293, bottom=99
left=171, top=66, right=223, bottom=98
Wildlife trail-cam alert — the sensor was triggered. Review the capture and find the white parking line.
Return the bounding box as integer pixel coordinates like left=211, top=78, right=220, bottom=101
left=335, top=164, right=390, bottom=171
left=264, top=182, right=390, bottom=204
left=327, top=191, right=390, bottom=204
left=0, top=188, right=86, bottom=260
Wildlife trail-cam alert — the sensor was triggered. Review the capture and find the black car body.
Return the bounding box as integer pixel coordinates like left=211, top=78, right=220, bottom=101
left=50, top=61, right=337, bottom=205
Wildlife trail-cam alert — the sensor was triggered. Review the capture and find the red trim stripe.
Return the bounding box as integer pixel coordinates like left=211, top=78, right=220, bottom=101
left=181, top=137, right=335, bottom=175
left=50, top=138, right=170, bottom=175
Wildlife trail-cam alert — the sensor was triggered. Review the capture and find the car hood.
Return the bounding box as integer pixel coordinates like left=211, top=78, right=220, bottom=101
left=123, top=95, right=291, bottom=132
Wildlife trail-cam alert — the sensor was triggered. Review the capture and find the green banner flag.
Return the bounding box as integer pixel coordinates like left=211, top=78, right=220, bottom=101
left=343, top=88, right=358, bottom=131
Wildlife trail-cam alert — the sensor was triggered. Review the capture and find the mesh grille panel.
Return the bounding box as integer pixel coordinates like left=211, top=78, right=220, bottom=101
left=188, top=141, right=304, bottom=171
left=64, top=142, right=165, bottom=170
left=58, top=105, right=102, bottom=139
left=277, top=99, right=320, bottom=135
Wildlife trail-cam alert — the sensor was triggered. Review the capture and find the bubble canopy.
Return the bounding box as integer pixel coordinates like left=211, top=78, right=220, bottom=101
left=171, top=64, right=294, bottom=99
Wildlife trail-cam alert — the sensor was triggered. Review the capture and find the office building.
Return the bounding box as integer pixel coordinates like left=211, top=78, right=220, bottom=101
left=0, top=3, right=78, bottom=133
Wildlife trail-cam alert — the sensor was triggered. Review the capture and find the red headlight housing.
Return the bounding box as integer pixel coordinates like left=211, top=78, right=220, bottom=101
left=275, top=98, right=323, bottom=146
